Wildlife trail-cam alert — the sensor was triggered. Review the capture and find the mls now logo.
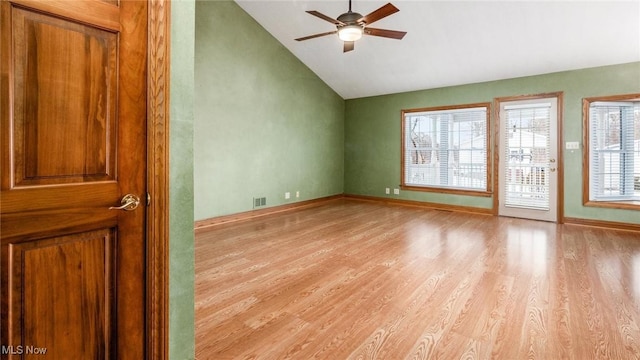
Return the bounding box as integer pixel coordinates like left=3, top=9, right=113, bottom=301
left=1, top=345, right=48, bottom=355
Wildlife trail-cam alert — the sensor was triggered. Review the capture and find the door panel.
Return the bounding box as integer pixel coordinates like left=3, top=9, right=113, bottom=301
left=498, top=97, right=559, bottom=222
left=11, top=229, right=115, bottom=359
left=11, top=7, right=117, bottom=186
left=1, top=0, right=147, bottom=358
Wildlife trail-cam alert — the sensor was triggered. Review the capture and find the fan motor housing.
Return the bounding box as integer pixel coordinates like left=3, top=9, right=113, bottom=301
left=337, top=12, right=364, bottom=26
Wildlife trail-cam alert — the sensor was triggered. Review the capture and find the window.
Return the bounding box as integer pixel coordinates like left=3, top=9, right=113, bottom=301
left=584, top=94, right=640, bottom=209
left=401, top=103, right=491, bottom=195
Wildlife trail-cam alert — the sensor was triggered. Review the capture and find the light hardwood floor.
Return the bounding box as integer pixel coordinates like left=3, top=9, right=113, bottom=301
left=195, top=199, right=640, bottom=359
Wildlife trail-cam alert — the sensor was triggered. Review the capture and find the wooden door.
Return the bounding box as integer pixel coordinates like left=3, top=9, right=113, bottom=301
left=1, top=0, right=147, bottom=358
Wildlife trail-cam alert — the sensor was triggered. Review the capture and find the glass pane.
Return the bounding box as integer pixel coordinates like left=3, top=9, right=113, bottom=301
left=404, top=108, right=487, bottom=191
left=589, top=103, right=640, bottom=200
left=504, top=105, right=550, bottom=210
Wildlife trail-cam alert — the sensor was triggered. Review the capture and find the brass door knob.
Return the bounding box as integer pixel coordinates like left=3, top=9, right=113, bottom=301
left=109, top=194, right=141, bottom=211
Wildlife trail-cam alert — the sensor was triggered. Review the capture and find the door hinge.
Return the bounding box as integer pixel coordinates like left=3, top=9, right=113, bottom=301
left=146, top=192, right=151, bottom=206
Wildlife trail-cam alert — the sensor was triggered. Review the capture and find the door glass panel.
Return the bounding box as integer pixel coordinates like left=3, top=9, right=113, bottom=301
left=504, top=103, right=551, bottom=210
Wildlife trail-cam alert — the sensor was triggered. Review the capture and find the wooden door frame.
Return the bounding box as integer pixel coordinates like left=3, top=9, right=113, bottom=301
left=147, top=0, right=170, bottom=358
left=492, top=92, right=565, bottom=223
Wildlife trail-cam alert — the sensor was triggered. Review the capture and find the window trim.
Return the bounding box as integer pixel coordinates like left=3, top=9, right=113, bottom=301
left=401, top=102, right=492, bottom=197
left=583, top=93, right=640, bottom=210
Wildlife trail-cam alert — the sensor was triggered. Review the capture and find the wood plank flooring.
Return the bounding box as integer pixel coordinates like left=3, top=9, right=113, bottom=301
left=195, top=199, right=640, bottom=359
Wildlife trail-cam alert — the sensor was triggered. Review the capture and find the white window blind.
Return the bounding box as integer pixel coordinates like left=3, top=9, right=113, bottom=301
left=403, top=106, right=488, bottom=191
left=503, top=103, right=551, bottom=210
left=589, top=101, right=640, bottom=201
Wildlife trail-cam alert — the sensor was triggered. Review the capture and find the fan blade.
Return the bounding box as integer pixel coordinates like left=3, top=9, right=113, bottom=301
left=306, top=10, right=345, bottom=26
left=295, top=31, right=337, bottom=41
left=343, top=41, right=354, bottom=52
left=364, top=27, right=406, bottom=40
left=358, top=3, right=399, bottom=25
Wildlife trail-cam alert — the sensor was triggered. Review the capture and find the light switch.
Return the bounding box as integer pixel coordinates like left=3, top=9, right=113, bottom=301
left=565, top=141, right=580, bottom=150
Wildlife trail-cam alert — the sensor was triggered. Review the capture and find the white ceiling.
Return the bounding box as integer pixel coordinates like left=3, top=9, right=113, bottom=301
left=234, top=0, right=640, bottom=100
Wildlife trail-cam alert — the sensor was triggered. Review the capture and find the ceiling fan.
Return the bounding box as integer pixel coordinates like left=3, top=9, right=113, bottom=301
left=295, top=0, right=407, bottom=53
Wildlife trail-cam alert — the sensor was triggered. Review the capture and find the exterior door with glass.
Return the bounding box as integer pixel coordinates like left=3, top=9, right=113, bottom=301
left=498, top=96, right=560, bottom=222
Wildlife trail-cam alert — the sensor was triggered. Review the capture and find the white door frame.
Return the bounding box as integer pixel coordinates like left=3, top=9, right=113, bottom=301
left=494, top=93, right=564, bottom=222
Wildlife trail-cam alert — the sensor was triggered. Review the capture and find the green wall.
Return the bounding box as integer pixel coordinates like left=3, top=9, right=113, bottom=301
left=170, top=0, right=195, bottom=358
left=345, top=62, right=640, bottom=224
left=194, top=0, right=345, bottom=220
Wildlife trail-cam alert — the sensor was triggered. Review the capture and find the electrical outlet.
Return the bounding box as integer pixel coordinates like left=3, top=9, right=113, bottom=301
left=393, top=188, right=400, bottom=195
left=385, top=188, right=390, bottom=194
left=296, top=191, right=300, bottom=198
left=285, top=192, right=290, bottom=199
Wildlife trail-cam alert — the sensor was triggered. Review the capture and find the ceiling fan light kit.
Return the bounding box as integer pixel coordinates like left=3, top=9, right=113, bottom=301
left=338, top=25, right=363, bottom=42
left=295, top=0, right=406, bottom=53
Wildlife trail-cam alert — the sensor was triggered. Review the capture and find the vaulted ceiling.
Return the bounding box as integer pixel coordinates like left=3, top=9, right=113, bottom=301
left=235, top=0, right=640, bottom=99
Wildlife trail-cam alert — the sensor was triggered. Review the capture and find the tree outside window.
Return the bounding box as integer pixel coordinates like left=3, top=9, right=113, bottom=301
left=401, top=103, right=491, bottom=196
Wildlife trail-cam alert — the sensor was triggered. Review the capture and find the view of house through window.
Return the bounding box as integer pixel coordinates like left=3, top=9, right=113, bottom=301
left=402, top=104, right=490, bottom=194
left=503, top=101, right=553, bottom=211
left=585, top=95, right=640, bottom=207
